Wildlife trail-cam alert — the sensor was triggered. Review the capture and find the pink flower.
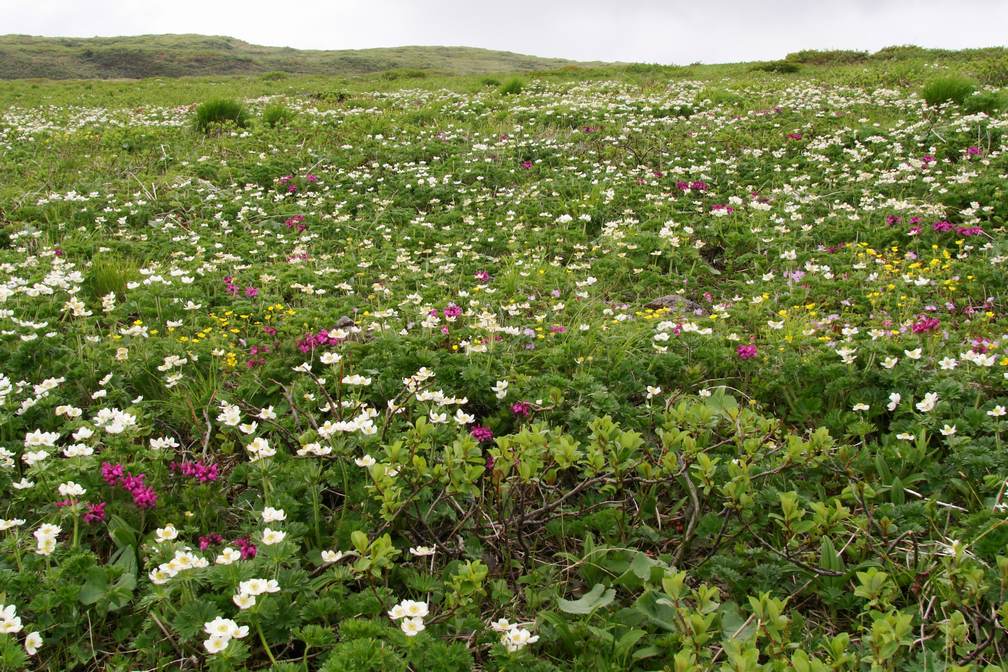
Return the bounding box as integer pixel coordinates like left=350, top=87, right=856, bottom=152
left=511, top=401, right=531, bottom=417
left=736, top=344, right=758, bottom=360
left=470, top=426, right=493, bottom=442
left=84, top=502, right=107, bottom=524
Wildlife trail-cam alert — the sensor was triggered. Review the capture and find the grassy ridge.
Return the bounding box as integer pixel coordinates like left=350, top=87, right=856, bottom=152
left=0, top=34, right=595, bottom=80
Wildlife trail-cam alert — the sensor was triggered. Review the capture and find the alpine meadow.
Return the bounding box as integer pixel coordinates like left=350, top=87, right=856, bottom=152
left=2, top=38, right=1008, bottom=672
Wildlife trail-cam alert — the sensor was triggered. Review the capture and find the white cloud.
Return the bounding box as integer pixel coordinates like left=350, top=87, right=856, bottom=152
left=4, top=0, right=1006, bottom=64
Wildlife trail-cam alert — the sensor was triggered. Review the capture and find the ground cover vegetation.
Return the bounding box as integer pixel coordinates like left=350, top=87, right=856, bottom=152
left=0, top=45, right=1007, bottom=671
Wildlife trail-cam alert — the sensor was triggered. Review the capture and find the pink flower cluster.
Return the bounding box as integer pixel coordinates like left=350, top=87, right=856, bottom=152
left=912, top=316, right=941, bottom=334
left=736, top=344, right=758, bottom=360
left=470, top=425, right=493, bottom=442
left=224, top=275, right=258, bottom=298
left=170, top=459, right=220, bottom=483
left=511, top=401, right=531, bottom=417
left=101, top=462, right=157, bottom=509
left=676, top=180, right=708, bottom=191
left=297, top=327, right=346, bottom=353
left=285, top=214, right=307, bottom=232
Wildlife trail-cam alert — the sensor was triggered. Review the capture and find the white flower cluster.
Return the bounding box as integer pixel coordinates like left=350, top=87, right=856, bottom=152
left=93, top=407, right=138, bottom=434
left=490, top=618, right=540, bottom=652
left=203, top=617, right=249, bottom=654
left=33, top=523, right=60, bottom=556
left=388, top=599, right=429, bottom=636
left=233, top=578, right=281, bottom=610
left=0, top=605, right=42, bottom=656
left=148, top=548, right=209, bottom=584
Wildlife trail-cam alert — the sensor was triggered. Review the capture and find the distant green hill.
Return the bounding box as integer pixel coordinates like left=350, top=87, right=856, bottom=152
left=0, top=34, right=598, bottom=79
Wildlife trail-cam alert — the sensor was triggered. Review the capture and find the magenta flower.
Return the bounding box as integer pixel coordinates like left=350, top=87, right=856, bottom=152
left=736, top=344, right=758, bottom=360
left=511, top=401, right=531, bottom=417
left=84, top=502, right=107, bottom=524
left=470, top=425, right=493, bottom=443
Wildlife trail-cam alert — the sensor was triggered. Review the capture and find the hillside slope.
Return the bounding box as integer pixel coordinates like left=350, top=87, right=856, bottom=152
left=0, top=34, right=594, bottom=79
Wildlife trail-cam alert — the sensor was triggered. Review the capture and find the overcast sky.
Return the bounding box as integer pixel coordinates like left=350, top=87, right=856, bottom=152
left=6, top=0, right=1006, bottom=64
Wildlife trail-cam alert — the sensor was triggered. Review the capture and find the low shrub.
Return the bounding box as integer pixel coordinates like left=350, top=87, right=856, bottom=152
left=922, top=75, right=976, bottom=106
left=752, top=60, right=801, bottom=74
left=499, top=77, right=525, bottom=95
left=193, top=98, right=249, bottom=132
left=963, top=89, right=1007, bottom=114
left=262, top=102, right=295, bottom=128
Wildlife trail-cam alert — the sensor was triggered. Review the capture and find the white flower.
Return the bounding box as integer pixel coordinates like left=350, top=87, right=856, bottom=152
left=216, top=403, right=241, bottom=426
left=355, top=454, right=376, bottom=468
left=155, top=524, right=179, bottom=543
left=490, top=618, right=512, bottom=633
left=938, top=357, right=958, bottom=370
left=58, top=481, right=86, bottom=498
left=904, top=348, right=922, bottom=360
left=400, top=616, right=426, bottom=637
left=320, top=351, right=342, bottom=365
left=454, top=409, right=475, bottom=425
left=887, top=393, right=901, bottom=412
left=258, top=406, right=277, bottom=420
left=233, top=592, right=257, bottom=609
left=402, top=600, right=429, bottom=618
left=410, top=546, right=436, bottom=557
left=940, top=424, right=957, bottom=437
left=988, top=405, right=1006, bottom=418
left=388, top=604, right=407, bottom=620
left=22, top=450, right=49, bottom=467
left=238, top=421, right=259, bottom=435
left=646, top=385, right=662, bottom=400
left=0, top=605, right=22, bottom=634
left=916, top=392, right=939, bottom=413
left=852, top=403, right=870, bottom=412
left=261, top=507, right=286, bottom=523
left=24, top=631, right=42, bottom=656
left=261, top=528, right=286, bottom=545
left=342, top=374, right=372, bottom=386
left=204, top=634, right=230, bottom=654
left=321, top=549, right=347, bottom=564
left=216, top=547, right=241, bottom=565
left=246, top=437, right=275, bottom=460
left=238, top=578, right=280, bottom=596
left=896, top=432, right=915, bottom=441
left=503, top=625, right=540, bottom=652
left=493, top=380, right=509, bottom=400
left=881, top=356, right=899, bottom=369
left=24, top=429, right=59, bottom=448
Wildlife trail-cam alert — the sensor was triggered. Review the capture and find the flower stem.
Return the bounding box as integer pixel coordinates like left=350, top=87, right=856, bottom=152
left=257, top=622, right=278, bottom=666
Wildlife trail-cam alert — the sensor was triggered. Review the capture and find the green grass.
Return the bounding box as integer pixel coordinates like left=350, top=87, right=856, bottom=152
left=193, top=98, right=250, bottom=132
left=922, top=75, right=976, bottom=106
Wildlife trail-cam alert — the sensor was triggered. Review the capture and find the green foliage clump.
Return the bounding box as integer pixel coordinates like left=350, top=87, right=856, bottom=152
left=963, top=89, right=1007, bottom=114
left=499, top=77, right=525, bottom=95
left=262, top=102, right=295, bottom=127
left=193, top=97, right=249, bottom=132
left=83, top=256, right=134, bottom=301
left=785, top=49, right=869, bottom=65
left=320, top=639, right=406, bottom=672
left=752, top=60, right=801, bottom=74
left=922, top=75, right=976, bottom=106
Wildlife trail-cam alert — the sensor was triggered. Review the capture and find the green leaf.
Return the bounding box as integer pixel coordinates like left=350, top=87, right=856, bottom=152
left=558, top=583, right=616, bottom=615
left=172, top=601, right=221, bottom=642
left=78, top=567, right=109, bottom=606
